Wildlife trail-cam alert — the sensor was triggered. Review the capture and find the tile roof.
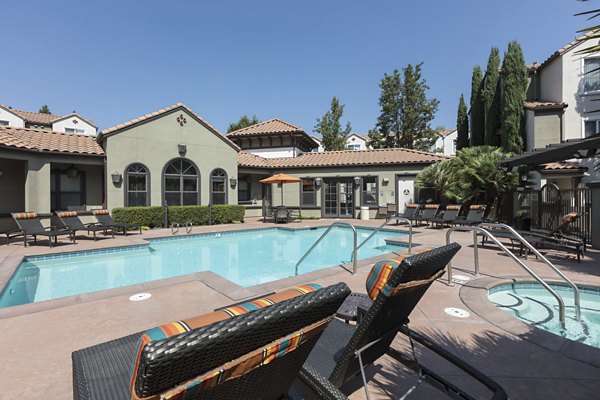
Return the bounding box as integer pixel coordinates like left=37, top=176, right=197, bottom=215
left=540, top=161, right=585, bottom=171
left=535, top=30, right=599, bottom=71
left=238, top=147, right=449, bottom=169
left=99, top=103, right=239, bottom=151
left=524, top=100, right=568, bottom=110
left=436, top=129, right=457, bottom=137
left=227, top=118, right=304, bottom=137
left=0, top=105, right=62, bottom=126
left=0, top=126, right=104, bottom=156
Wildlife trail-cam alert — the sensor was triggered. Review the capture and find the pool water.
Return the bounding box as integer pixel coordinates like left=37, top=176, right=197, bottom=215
left=0, top=226, right=408, bottom=308
left=488, top=283, right=600, bottom=348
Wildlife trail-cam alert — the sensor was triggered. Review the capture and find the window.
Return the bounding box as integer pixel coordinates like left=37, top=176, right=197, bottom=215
left=51, top=170, right=85, bottom=211
left=301, top=178, right=317, bottom=206
left=163, top=158, right=199, bottom=206
left=125, top=164, right=149, bottom=206
left=210, top=169, right=227, bottom=205
left=347, top=144, right=360, bottom=151
left=452, top=139, right=457, bottom=153
left=361, top=177, right=378, bottom=206
left=65, top=127, right=86, bottom=134
left=238, top=176, right=251, bottom=203
left=584, top=119, right=600, bottom=137
left=0, top=120, right=9, bottom=126
left=584, top=57, right=600, bottom=92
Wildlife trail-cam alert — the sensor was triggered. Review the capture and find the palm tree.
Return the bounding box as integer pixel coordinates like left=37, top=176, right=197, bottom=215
left=415, top=160, right=457, bottom=203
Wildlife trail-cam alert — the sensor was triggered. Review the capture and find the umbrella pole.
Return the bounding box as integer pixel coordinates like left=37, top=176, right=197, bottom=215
left=281, top=184, right=284, bottom=206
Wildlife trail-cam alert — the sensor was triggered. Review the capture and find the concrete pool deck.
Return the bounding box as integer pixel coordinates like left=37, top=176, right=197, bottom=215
left=0, top=217, right=599, bottom=399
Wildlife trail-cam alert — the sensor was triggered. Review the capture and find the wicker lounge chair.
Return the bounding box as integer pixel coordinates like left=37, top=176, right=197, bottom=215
left=92, top=209, right=141, bottom=235
left=72, top=282, right=351, bottom=400
left=411, top=204, right=440, bottom=226
left=298, top=244, right=508, bottom=400
left=428, top=204, right=463, bottom=228
left=275, top=206, right=290, bottom=223
left=452, top=204, right=486, bottom=226
left=55, top=211, right=114, bottom=241
left=11, top=212, right=74, bottom=247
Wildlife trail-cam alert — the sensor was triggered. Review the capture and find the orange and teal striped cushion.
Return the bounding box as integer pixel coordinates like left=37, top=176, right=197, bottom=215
left=406, top=204, right=418, bottom=209
left=469, top=204, right=485, bottom=210
left=130, top=284, right=322, bottom=399
left=56, top=211, right=78, bottom=218
left=92, top=209, right=110, bottom=215
left=423, top=204, right=439, bottom=209
left=158, top=317, right=332, bottom=400
left=446, top=205, right=461, bottom=210
left=562, top=212, right=578, bottom=222
left=12, top=212, right=38, bottom=219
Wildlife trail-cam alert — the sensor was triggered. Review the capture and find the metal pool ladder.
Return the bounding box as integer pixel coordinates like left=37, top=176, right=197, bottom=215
left=445, top=223, right=581, bottom=330
left=295, top=222, right=357, bottom=276
left=352, top=216, right=413, bottom=261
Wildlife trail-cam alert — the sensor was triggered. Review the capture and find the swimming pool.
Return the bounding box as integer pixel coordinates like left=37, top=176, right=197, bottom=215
left=0, top=226, right=408, bottom=308
left=488, top=283, right=600, bottom=349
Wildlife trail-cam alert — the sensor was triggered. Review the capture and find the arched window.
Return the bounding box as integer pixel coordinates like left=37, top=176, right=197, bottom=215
left=125, top=163, right=149, bottom=207
left=163, top=158, right=199, bottom=206
left=210, top=169, right=227, bottom=204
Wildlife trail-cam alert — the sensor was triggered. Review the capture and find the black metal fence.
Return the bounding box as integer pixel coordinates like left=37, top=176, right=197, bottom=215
left=513, top=184, right=592, bottom=241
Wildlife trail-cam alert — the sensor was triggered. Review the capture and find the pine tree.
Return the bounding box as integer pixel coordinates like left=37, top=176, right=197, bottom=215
left=484, top=47, right=502, bottom=147
left=314, top=96, right=351, bottom=151
left=501, top=41, right=528, bottom=154
left=372, top=69, right=402, bottom=148
left=227, top=115, right=260, bottom=133
left=469, top=66, right=485, bottom=146
left=39, top=105, right=51, bottom=114
left=456, top=94, right=469, bottom=150
left=397, top=63, right=439, bottom=151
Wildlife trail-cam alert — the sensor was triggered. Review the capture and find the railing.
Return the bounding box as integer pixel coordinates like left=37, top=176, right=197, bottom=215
left=295, top=222, right=357, bottom=276
left=479, top=222, right=581, bottom=320
left=352, top=216, right=413, bottom=261
left=171, top=223, right=179, bottom=235
left=185, top=222, right=192, bottom=234
left=445, top=226, right=570, bottom=329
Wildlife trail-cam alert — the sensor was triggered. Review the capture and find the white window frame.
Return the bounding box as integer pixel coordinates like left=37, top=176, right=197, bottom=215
left=0, top=120, right=9, bottom=126
left=65, top=127, right=85, bottom=134
left=581, top=56, right=600, bottom=95
left=582, top=113, right=600, bottom=138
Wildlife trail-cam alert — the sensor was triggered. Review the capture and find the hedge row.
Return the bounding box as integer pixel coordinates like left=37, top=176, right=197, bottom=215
left=112, top=205, right=245, bottom=228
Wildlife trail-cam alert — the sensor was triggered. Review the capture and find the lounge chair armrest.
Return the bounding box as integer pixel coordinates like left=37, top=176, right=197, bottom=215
left=84, top=222, right=102, bottom=227
left=297, top=365, right=348, bottom=400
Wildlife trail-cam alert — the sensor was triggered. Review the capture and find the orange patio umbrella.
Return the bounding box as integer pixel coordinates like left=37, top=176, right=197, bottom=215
left=260, top=173, right=302, bottom=206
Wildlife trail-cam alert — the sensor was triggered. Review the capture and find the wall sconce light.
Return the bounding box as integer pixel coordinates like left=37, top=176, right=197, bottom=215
left=66, top=164, right=80, bottom=179
left=229, top=177, right=237, bottom=188
left=353, top=176, right=361, bottom=186
left=178, top=143, right=187, bottom=155
left=382, top=177, right=390, bottom=185
left=111, top=171, right=122, bottom=184
left=314, top=177, right=322, bottom=186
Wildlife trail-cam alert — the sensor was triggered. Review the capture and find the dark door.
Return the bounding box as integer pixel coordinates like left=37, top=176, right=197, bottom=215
left=322, top=178, right=354, bottom=218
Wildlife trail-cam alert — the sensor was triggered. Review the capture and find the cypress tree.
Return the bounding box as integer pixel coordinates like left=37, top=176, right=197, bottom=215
left=456, top=94, right=469, bottom=150
left=314, top=96, right=352, bottom=151
left=469, top=66, right=485, bottom=146
left=372, top=70, right=402, bottom=148
left=484, top=47, right=502, bottom=147
left=501, top=41, right=528, bottom=154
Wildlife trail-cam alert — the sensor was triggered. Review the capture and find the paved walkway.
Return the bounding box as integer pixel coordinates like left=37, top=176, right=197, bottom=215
left=0, top=218, right=598, bottom=399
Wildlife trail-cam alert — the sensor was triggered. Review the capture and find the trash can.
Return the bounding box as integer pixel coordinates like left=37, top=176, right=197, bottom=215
left=360, top=206, right=370, bottom=221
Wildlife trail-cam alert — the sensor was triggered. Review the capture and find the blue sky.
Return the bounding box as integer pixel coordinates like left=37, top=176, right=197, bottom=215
left=0, top=1, right=589, bottom=135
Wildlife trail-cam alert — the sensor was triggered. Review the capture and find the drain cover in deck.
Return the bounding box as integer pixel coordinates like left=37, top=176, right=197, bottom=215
left=129, top=293, right=152, bottom=301
left=444, top=307, right=470, bottom=318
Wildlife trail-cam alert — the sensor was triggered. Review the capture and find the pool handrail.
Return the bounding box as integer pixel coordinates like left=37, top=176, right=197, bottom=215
left=185, top=222, right=192, bottom=234
left=353, top=216, right=413, bottom=261
left=445, top=225, right=569, bottom=330
left=478, top=222, right=581, bottom=321
left=295, top=222, right=357, bottom=276
left=171, top=223, right=179, bottom=235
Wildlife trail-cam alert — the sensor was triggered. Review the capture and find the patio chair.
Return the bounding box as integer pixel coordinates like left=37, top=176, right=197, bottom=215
left=428, top=204, right=463, bottom=228
left=452, top=204, right=486, bottom=226
left=275, top=206, right=289, bottom=223
left=92, top=209, right=141, bottom=235
left=11, top=212, right=75, bottom=247
left=411, top=203, right=440, bottom=226
left=56, top=211, right=115, bottom=241
left=2, top=217, right=23, bottom=245
left=298, top=244, right=508, bottom=400
left=72, top=282, right=351, bottom=400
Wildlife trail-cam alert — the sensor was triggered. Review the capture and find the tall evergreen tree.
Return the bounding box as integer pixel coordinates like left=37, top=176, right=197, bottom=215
left=484, top=47, right=502, bottom=147
left=469, top=66, right=485, bottom=146
left=314, top=96, right=351, bottom=151
left=38, top=105, right=51, bottom=114
left=456, top=94, right=469, bottom=150
left=501, top=41, right=528, bottom=154
left=370, top=69, right=402, bottom=148
left=227, top=115, right=260, bottom=133
left=397, top=63, right=439, bottom=151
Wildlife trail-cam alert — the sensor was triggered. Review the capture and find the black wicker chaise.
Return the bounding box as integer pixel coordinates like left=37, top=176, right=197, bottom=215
left=298, top=244, right=508, bottom=400
left=11, top=212, right=75, bottom=247
left=92, top=209, right=142, bottom=235
left=72, top=282, right=351, bottom=400
left=56, top=211, right=115, bottom=241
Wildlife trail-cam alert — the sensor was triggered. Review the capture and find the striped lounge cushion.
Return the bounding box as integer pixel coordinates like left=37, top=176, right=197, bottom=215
left=158, top=317, right=332, bottom=400
left=56, top=211, right=78, bottom=218
left=423, top=204, right=439, bottom=209
left=562, top=212, right=578, bottom=222
left=12, top=212, right=38, bottom=219
left=92, top=209, right=110, bottom=215
left=365, top=249, right=431, bottom=300
left=446, top=205, right=461, bottom=210
left=130, top=284, right=322, bottom=399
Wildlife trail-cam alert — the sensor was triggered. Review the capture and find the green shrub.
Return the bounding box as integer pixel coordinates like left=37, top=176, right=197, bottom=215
left=112, top=206, right=163, bottom=228
left=111, top=205, right=245, bottom=228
